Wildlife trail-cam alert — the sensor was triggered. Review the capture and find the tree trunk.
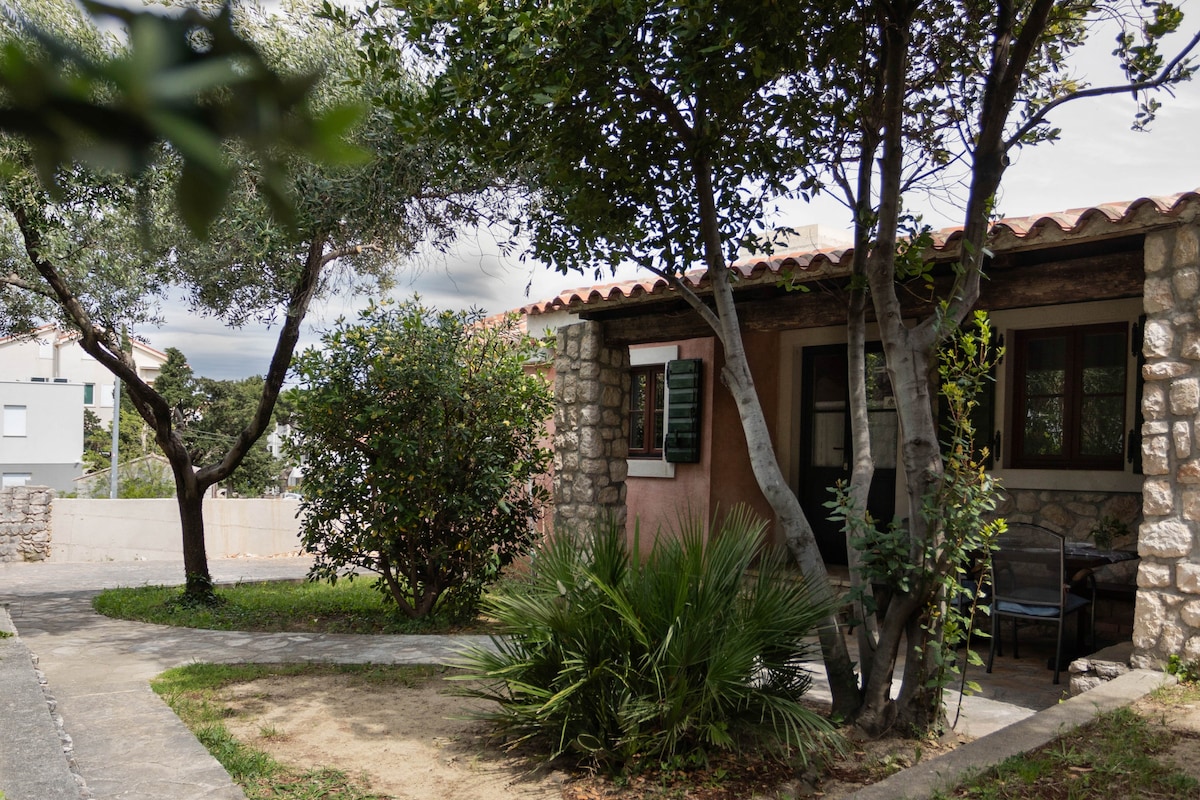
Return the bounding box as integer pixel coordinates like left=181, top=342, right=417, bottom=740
left=177, top=484, right=214, bottom=602
left=846, top=270, right=879, bottom=691
left=713, top=291, right=860, bottom=717
left=688, top=150, right=860, bottom=716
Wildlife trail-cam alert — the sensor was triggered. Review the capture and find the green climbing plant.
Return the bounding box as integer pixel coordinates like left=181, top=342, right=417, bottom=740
left=925, top=310, right=1007, bottom=710
left=828, top=310, right=1005, bottom=725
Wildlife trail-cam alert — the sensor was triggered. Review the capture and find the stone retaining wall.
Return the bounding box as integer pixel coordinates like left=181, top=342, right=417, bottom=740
left=0, top=488, right=303, bottom=563
left=0, top=486, right=54, bottom=563
left=1134, top=219, right=1200, bottom=668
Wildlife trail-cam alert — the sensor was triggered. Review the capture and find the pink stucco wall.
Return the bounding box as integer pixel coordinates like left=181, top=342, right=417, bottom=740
left=625, top=332, right=779, bottom=549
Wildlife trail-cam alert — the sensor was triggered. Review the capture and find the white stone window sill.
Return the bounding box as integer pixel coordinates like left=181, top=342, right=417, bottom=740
left=992, top=468, right=1141, bottom=493
left=627, top=459, right=675, bottom=479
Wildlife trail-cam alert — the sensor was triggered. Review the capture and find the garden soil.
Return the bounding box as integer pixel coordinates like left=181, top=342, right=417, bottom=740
left=218, top=674, right=565, bottom=800
left=216, top=674, right=1200, bottom=799
left=215, top=671, right=944, bottom=800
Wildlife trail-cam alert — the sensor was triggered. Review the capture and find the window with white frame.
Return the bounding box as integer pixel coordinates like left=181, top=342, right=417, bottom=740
left=3, top=405, right=27, bottom=437
left=627, top=345, right=678, bottom=478
left=2, top=473, right=31, bottom=488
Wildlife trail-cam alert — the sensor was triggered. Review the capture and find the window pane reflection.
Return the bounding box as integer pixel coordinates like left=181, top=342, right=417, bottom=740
left=1023, top=396, right=1064, bottom=457
left=1080, top=396, right=1124, bottom=456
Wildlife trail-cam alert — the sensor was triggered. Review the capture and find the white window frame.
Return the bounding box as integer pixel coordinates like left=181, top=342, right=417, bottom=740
left=627, top=345, right=678, bottom=479
left=2, top=472, right=32, bottom=488
left=3, top=405, right=27, bottom=437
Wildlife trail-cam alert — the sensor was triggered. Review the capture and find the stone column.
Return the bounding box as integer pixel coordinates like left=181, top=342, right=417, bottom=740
left=1134, top=219, right=1200, bottom=667
left=552, top=321, right=629, bottom=535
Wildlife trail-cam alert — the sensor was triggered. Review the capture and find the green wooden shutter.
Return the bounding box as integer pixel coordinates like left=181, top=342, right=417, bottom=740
left=1129, top=315, right=1146, bottom=474
left=665, top=358, right=702, bottom=463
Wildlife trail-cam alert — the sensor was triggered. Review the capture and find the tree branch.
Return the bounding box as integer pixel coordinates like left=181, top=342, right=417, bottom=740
left=639, top=262, right=726, bottom=344
left=0, top=271, right=58, bottom=300
left=1005, top=28, right=1200, bottom=149
left=623, top=77, right=697, bottom=145
left=197, top=233, right=328, bottom=487
left=10, top=205, right=149, bottom=389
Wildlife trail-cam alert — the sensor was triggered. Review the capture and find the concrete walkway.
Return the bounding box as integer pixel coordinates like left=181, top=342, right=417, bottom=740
left=0, top=557, right=1173, bottom=800
left=0, top=558, right=493, bottom=800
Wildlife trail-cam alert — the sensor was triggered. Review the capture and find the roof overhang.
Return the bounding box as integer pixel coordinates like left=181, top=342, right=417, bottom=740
left=520, top=191, right=1199, bottom=328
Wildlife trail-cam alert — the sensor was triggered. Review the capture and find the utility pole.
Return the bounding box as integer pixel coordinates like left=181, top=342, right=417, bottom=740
left=109, top=376, right=120, bottom=499
left=110, top=327, right=129, bottom=500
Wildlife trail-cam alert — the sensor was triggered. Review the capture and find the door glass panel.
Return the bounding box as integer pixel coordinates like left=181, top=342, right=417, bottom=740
left=812, top=411, right=846, bottom=467
left=867, top=411, right=898, bottom=466
left=864, top=352, right=894, bottom=409
left=864, top=352, right=897, bottom=466
left=810, top=354, right=846, bottom=467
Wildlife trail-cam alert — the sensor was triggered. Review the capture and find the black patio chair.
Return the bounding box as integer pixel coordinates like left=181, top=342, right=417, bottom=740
left=986, top=523, right=1093, bottom=684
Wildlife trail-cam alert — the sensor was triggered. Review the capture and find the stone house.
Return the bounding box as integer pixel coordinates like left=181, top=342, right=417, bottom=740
left=520, top=189, right=1200, bottom=669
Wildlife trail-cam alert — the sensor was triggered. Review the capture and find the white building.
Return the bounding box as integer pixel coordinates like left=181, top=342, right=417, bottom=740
left=0, top=379, right=84, bottom=490
left=0, top=326, right=169, bottom=491
left=0, top=325, right=168, bottom=428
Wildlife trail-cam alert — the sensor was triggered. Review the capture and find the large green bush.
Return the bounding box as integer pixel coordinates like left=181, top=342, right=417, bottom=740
left=289, top=299, right=553, bottom=621
left=455, top=507, right=839, bottom=772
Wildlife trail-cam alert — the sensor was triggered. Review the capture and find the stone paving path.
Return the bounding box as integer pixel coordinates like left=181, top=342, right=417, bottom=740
left=0, top=556, right=1059, bottom=800
left=0, top=557, right=491, bottom=800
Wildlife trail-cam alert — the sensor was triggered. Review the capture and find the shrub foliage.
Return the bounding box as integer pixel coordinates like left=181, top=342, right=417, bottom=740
left=455, top=507, right=839, bottom=772
left=289, top=299, right=553, bottom=620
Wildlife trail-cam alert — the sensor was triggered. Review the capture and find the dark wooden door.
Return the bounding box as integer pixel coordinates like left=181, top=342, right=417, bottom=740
left=799, top=345, right=897, bottom=565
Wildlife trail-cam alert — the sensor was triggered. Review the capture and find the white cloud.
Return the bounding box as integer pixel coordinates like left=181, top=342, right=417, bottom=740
left=138, top=22, right=1200, bottom=379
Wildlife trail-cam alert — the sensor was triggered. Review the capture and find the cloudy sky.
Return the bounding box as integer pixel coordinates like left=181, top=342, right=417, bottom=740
left=148, top=24, right=1200, bottom=380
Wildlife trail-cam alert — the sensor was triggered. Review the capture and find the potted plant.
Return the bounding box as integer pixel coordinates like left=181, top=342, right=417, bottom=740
left=1091, top=516, right=1128, bottom=550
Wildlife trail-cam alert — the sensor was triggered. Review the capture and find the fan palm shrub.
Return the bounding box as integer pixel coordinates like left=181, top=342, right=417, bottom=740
left=453, top=506, right=840, bottom=772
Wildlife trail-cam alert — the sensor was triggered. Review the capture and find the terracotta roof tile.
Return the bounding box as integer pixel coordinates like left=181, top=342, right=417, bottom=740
left=521, top=190, right=1200, bottom=315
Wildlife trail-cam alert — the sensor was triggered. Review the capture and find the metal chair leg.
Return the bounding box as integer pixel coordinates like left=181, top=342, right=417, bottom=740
left=987, top=609, right=998, bottom=673
left=1053, top=617, right=1064, bottom=684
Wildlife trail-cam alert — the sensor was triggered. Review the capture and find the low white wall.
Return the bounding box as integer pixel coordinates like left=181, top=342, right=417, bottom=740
left=49, top=498, right=304, bottom=561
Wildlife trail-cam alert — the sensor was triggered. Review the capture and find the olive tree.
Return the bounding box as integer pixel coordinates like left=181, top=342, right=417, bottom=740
left=825, top=0, right=1196, bottom=733
left=289, top=299, right=554, bottom=621
left=0, top=1, right=487, bottom=603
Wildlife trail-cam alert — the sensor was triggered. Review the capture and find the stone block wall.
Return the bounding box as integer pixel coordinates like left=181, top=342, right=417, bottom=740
left=997, top=488, right=1141, bottom=581
left=1134, top=219, right=1200, bottom=668
left=0, top=486, right=54, bottom=562
left=552, top=321, right=630, bottom=535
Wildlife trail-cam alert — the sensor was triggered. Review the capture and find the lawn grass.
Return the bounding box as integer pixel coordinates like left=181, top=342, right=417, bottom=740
left=935, top=683, right=1200, bottom=799
left=93, top=579, right=492, bottom=635
left=151, top=663, right=442, bottom=800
